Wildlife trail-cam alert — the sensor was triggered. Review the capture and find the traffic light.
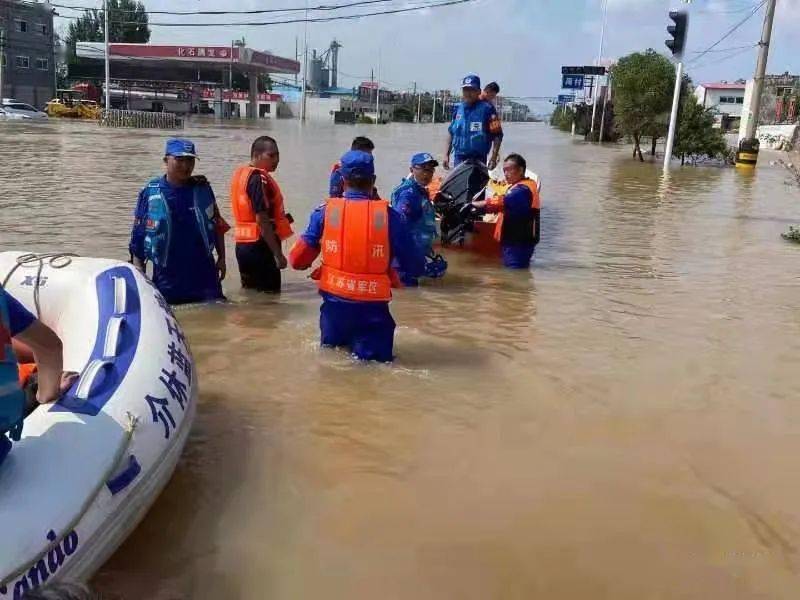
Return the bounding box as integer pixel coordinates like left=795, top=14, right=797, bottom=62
left=665, top=11, right=688, bottom=57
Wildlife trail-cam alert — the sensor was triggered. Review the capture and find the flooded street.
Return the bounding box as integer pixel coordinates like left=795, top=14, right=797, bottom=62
left=2, top=119, right=800, bottom=598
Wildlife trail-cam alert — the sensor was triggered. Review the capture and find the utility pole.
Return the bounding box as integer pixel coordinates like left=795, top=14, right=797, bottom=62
left=0, top=28, right=5, bottom=101
left=737, top=0, right=777, bottom=169
left=229, top=40, right=234, bottom=119
left=375, top=49, right=381, bottom=124
left=590, top=0, right=608, bottom=138
left=103, top=0, right=110, bottom=110
left=412, top=81, right=417, bottom=122
left=663, top=10, right=688, bottom=172
left=599, top=74, right=611, bottom=143
left=300, top=1, right=308, bottom=122
left=417, top=88, right=422, bottom=124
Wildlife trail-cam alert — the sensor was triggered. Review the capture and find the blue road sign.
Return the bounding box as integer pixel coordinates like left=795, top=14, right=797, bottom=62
left=561, top=74, right=585, bottom=90
left=558, top=94, right=576, bottom=104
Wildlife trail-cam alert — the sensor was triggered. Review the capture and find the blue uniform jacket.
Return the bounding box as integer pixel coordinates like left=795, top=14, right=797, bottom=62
left=448, top=100, right=503, bottom=161
left=1, top=289, right=35, bottom=336
left=503, top=183, right=534, bottom=221
left=129, top=176, right=223, bottom=304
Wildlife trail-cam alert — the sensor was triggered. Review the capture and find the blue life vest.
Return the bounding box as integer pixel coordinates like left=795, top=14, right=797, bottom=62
left=0, top=291, right=25, bottom=445
left=391, top=177, right=438, bottom=257
left=450, top=100, right=494, bottom=159
left=143, top=178, right=217, bottom=269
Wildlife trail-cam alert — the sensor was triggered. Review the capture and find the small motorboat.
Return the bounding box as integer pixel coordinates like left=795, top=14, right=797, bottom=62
left=0, top=252, right=197, bottom=597
left=433, top=162, right=540, bottom=257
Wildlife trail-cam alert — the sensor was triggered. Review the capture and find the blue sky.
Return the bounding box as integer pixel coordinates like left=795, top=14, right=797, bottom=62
left=55, top=0, right=800, bottom=104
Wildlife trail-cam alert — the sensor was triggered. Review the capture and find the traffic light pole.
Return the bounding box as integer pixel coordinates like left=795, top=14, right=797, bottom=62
left=663, top=10, right=687, bottom=172
left=663, top=60, right=683, bottom=172
left=737, top=0, right=778, bottom=169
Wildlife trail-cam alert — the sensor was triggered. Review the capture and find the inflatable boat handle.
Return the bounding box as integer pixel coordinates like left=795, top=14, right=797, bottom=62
left=73, top=359, right=113, bottom=401
left=113, top=275, right=128, bottom=314
left=103, top=315, right=125, bottom=359
left=106, top=455, right=141, bottom=495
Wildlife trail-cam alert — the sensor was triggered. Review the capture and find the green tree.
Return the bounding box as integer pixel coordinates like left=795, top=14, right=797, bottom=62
left=673, top=96, right=728, bottom=165
left=611, top=49, right=675, bottom=161
left=392, top=106, right=414, bottom=122
left=66, top=0, right=150, bottom=59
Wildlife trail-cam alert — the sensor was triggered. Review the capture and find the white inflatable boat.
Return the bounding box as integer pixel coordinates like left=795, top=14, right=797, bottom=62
left=0, top=252, right=197, bottom=598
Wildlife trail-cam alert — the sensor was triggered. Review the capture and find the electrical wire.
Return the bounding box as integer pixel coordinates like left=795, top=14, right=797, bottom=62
left=687, top=43, right=757, bottom=54
left=51, top=0, right=399, bottom=17
left=57, top=0, right=476, bottom=26
left=687, top=0, right=767, bottom=65
left=691, top=44, right=756, bottom=70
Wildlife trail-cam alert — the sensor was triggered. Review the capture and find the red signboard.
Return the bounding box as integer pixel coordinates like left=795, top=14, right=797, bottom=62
left=360, top=81, right=379, bottom=89
left=249, top=50, right=301, bottom=74
left=110, top=44, right=241, bottom=61
left=201, top=89, right=282, bottom=102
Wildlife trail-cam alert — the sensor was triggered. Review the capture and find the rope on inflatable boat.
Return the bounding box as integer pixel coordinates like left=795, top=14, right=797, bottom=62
left=0, top=413, right=139, bottom=590
left=1, top=253, right=78, bottom=318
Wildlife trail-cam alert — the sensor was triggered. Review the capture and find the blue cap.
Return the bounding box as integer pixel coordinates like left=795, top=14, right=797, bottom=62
left=339, top=150, right=375, bottom=178
left=165, top=138, right=198, bottom=158
left=461, top=74, right=481, bottom=90
left=410, top=152, right=439, bottom=167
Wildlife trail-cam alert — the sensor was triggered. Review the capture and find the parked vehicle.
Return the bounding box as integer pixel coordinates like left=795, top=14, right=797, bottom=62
left=1, top=99, right=49, bottom=120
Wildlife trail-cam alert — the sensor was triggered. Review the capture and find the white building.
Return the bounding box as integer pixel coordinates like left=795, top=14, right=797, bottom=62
left=694, top=81, right=746, bottom=130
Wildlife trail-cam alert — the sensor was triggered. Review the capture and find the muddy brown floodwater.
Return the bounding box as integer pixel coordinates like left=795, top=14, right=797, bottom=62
left=2, top=119, right=800, bottom=599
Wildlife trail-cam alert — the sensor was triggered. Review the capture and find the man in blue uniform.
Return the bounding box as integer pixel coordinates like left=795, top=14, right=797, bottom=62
left=329, top=136, right=376, bottom=198
left=443, top=74, right=504, bottom=170
left=473, top=153, right=541, bottom=269
left=1, top=287, right=74, bottom=461
left=129, top=139, right=228, bottom=305
left=289, top=151, right=425, bottom=362
left=390, top=152, right=447, bottom=286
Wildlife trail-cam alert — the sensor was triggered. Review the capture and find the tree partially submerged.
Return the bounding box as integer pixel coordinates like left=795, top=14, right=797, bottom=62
left=673, top=96, right=728, bottom=165
left=611, top=49, right=675, bottom=161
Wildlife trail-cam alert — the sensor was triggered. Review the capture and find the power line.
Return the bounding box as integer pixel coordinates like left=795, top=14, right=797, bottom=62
left=695, top=2, right=762, bottom=15
left=57, top=0, right=476, bottom=26
left=691, top=44, right=756, bottom=70
left=687, top=43, right=757, bottom=54
left=52, top=0, right=399, bottom=17
left=687, top=0, right=767, bottom=65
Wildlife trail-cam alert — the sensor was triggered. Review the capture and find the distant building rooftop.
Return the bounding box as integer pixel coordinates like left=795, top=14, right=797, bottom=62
left=700, top=82, right=746, bottom=90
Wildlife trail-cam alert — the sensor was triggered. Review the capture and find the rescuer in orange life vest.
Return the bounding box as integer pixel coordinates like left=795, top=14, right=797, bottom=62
left=472, top=153, right=541, bottom=269
left=290, top=151, right=425, bottom=362
left=230, top=136, right=294, bottom=293
left=329, top=136, right=378, bottom=198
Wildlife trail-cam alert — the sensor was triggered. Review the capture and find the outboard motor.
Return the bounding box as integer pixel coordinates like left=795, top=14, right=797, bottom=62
left=432, top=160, right=490, bottom=246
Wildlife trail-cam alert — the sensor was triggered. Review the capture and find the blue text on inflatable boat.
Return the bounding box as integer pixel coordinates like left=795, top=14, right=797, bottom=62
left=0, top=529, right=79, bottom=599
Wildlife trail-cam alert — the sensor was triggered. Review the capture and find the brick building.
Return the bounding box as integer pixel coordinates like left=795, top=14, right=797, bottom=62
left=0, top=0, right=55, bottom=107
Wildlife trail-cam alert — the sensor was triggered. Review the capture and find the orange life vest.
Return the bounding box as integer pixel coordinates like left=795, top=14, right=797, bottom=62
left=427, top=176, right=443, bottom=201
left=318, top=198, right=393, bottom=302
left=493, top=179, right=541, bottom=243
left=18, top=362, right=36, bottom=387
left=230, top=165, right=294, bottom=243
left=330, top=162, right=341, bottom=175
